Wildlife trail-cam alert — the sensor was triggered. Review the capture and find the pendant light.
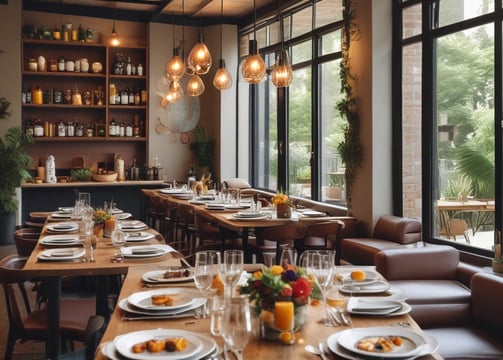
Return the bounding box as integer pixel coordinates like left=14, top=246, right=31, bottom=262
left=165, top=80, right=184, bottom=103
left=241, top=0, right=266, bottom=84
left=110, top=20, right=120, bottom=46
left=187, top=74, right=205, bottom=96
left=213, top=0, right=232, bottom=90
left=187, top=29, right=212, bottom=75
left=271, top=0, right=292, bottom=88
left=165, top=19, right=184, bottom=80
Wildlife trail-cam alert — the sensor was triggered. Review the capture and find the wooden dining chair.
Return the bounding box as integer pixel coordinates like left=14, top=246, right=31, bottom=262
left=194, top=212, right=241, bottom=253
left=14, top=227, right=42, bottom=256
left=300, top=220, right=345, bottom=253
left=0, top=254, right=97, bottom=360
left=248, top=223, right=301, bottom=265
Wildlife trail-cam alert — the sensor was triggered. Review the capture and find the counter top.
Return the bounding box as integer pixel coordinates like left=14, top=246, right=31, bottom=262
left=22, top=180, right=166, bottom=188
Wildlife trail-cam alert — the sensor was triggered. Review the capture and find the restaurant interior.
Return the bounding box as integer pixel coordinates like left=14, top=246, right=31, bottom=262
left=0, top=0, right=503, bottom=359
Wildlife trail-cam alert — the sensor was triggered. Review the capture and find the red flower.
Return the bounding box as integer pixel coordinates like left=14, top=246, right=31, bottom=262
left=291, top=277, right=312, bottom=298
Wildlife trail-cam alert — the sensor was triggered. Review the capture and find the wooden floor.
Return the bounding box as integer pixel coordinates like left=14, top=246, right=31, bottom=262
left=0, top=245, right=47, bottom=359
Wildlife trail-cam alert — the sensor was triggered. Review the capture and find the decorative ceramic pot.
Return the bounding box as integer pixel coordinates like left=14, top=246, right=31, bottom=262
left=276, top=204, right=292, bottom=219
left=93, top=223, right=104, bottom=240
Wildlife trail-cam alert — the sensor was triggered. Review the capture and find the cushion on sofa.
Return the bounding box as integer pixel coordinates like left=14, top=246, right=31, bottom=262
left=372, top=215, right=421, bottom=244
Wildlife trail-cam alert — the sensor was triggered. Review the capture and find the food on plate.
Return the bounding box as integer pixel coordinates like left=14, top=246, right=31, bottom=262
left=163, top=268, right=191, bottom=279
left=151, top=294, right=174, bottom=306
left=355, top=336, right=403, bottom=353
left=131, top=337, right=188, bottom=353
left=350, top=269, right=366, bottom=281
left=165, top=337, right=188, bottom=352
left=147, top=339, right=166, bottom=353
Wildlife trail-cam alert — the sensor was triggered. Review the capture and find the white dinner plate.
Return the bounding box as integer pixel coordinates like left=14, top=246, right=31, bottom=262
left=38, top=247, right=86, bottom=261
left=111, top=208, right=123, bottom=214
left=51, top=211, right=73, bottom=218
left=326, top=330, right=438, bottom=360
left=301, top=210, right=326, bottom=217
left=336, top=327, right=426, bottom=358
left=159, top=188, right=190, bottom=194
left=205, top=203, right=226, bottom=210
left=127, top=288, right=194, bottom=311
left=113, top=329, right=204, bottom=360
left=225, top=204, right=251, bottom=210
left=235, top=210, right=263, bottom=218
left=46, top=222, right=79, bottom=233
left=103, top=331, right=217, bottom=360
left=119, top=296, right=205, bottom=316
left=338, top=280, right=391, bottom=294
left=115, top=212, right=133, bottom=220
left=347, top=298, right=411, bottom=316
left=338, top=270, right=381, bottom=286
left=58, top=207, right=74, bottom=212
left=125, top=232, right=155, bottom=242
left=40, top=234, right=82, bottom=246
left=118, top=220, right=148, bottom=231
left=231, top=213, right=269, bottom=221
left=172, top=194, right=194, bottom=200
left=120, top=245, right=174, bottom=258
left=142, top=269, right=194, bottom=283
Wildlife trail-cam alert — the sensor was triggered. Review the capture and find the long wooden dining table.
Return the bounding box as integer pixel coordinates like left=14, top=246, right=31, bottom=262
left=23, top=216, right=182, bottom=359
left=94, top=265, right=442, bottom=360
left=144, top=188, right=357, bottom=263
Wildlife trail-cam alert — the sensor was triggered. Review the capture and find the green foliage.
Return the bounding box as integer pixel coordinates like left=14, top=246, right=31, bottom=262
left=0, top=127, right=33, bottom=213
left=70, top=167, right=92, bottom=182
left=336, top=0, right=362, bottom=209
left=191, top=124, right=214, bottom=168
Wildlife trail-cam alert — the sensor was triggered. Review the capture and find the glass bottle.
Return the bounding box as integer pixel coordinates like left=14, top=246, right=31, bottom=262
left=57, top=119, right=66, bottom=137
left=33, top=118, right=44, bottom=137
left=109, top=118, right=117, bottom=136
left=71, top=84, right=82, bottom=105
left=121, top=90, right=128, bottom=105
left=128, top=88, right=134, bottom=105
left=126, top=56, right=132, bottom=75
left=67, top=120, right=75, bottom=137
left=76, top=122, right=85, bottom=137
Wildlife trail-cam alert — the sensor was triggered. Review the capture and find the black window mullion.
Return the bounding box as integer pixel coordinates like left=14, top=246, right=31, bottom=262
left=495, top=0, right=503, bottom=243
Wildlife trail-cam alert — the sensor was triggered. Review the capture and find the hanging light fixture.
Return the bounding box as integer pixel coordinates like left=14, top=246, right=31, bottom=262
left=213, top=0, right=232, bottom=90
left=165, top=19, right=185, bottom=80
left=110, top=20, right=120, bottom=46
left=241, top=0, right=266, bottom=84
left=187, top=28, right=212, bottom=75
left=271, top=0, right=292, bottom=88
left=165, top=80, right=184, bottom=103
left=187, top=74, right=205, bottom=96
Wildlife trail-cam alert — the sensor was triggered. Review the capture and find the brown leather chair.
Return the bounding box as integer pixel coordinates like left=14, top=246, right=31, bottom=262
left=14, top=227, right=41, bottom=256
left=340, top=214, right=422, bottom=265
left=0, top=254, right=96, bottom=359
left=299, top=220, right=344, bottom=254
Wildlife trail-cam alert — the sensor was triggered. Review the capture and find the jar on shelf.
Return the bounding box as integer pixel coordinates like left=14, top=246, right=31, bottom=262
left=109, top=84, right=116, bottom=105
left=120, top=90, right=128, bottom=105
left=37, top=56, right=46, bottom=72
left=57, top=119, right=66, bottom=137
left=63, top=89, right=72, bottom=104
left=28, top=57, right=37, bottom=71
left=109, top=118, right=117, bottom=136
left=95, top=120, right=105, bottom=137
left=126, top=123, right=133, bottom=137
left=76, top=122, right=85, bottom=137
left=32, top=86, right=43, bottom=105
left=25, top=119, right=34, bottom=136
left=65, top=59, right=75, bottom=72
left=137, top=63, right=143, bottom=76
left=48, top=58, right=57, bottom=72
left=33, top=118, right=44, bottom=137
left=53, top=88, right=63, bottom=104
left=67, top=121, right=75, bottom=137
left=86, top=126, right=94, bottom=137
left=58, top=56, right=66, bottom=71
left=71, top=85, right=82, bottom=105
left=83, top=91, right=92, bottom=105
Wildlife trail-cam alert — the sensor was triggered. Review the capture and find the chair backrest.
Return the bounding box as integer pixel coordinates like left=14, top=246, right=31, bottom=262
left=304, top=220, right=344, bottom=249
left=257, top=223, right=301, bottom=245
left=14, top=227, right=41, bottom=256
left=222, top=178, right=251, bottom=189
left=373, top=215, right=421, bottom=244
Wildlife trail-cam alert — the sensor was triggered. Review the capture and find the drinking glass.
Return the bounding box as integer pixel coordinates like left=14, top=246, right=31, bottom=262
left=274, top=301, right=294, bottom=344
left=210, top=295, right=225, bottom=336
left=194, top=250, right=221, bottom=318
left=78, top=192, right=91, bottom=208
left=220, top=250, right=244, bottom=298
left=221, top=297, right=252, bottom=360
left=301, top=250, right=335, bottom=326
left=111, top=229, right=125, bottom=248
left=279, top=244, right=297, bottom=266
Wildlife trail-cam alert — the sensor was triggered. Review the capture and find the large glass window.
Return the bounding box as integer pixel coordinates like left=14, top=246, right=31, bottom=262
left=239, top=0, right=344, bottom=204
left=395, top=0, right=498, bottom=256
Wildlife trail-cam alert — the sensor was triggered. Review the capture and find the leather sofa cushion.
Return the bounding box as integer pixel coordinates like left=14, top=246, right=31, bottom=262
left=426, top=327, right=503, bottom=359
left=471, top=272, right=503, bottom=332
left=390, top=280, right=471, bottom=305
left=341, top=238, right=411, bottom=265
left=375, top=245, right=459, bottom=280
left=372, top=215, right=421, bottom=244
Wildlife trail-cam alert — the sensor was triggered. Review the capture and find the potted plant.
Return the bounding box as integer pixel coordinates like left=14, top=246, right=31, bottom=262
left=190, top=124, right=214, bottom=176
left=326, top=172, right=345, bottom=200
left=0, top=98, right=34, bottom=244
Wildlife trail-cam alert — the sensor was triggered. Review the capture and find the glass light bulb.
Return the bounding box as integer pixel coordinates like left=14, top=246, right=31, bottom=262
left=213, top=59, right=232, bottom=90
left=241, top=54, right=267, bottom=84
left=187, top=34, right=212, bottom=75
left=165, top=80, right=183, bottom=103
left=187, top=74, right=205, bottom=96
left=165, top=55, right=185, bottom=80
left=110, top=32, right=120, bottom=46
left=271, top=50, right=293, bottom=88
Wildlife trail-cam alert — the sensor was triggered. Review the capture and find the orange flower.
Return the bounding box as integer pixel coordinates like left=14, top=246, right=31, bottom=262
left=271, top=192, right=291, bottom=206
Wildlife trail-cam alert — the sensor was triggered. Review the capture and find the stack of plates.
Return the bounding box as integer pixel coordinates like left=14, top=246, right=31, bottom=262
left=102, top=329, right=217, bottom=360
left=205, top=203, right=226, bottom=210
left=40, top=234, right=82, bottom=246
left=37, top=247, right=86, bottom=261
left=50, top=210, right=73, bottom=219
left=120, top=245, right=174, bottom=258
left=232, top=211, right=268, bottom=220
left=347, top=297, right=411, bottom=316
left=118, top=288, right=205, bottom=319
left=118, top=220, right=148, bottom=231
left=124, top=232, right=155, bottom=242
left=46, top=222, right=79, bottom=233
left=326, top=327, right=438, bottom=360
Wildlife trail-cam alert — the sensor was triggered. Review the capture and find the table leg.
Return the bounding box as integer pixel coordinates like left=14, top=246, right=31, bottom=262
left=45, top=276, right=62, bottom=360
left=242, top=228, right=251, bottom=263
left=96, top=275, right=111, bottom=318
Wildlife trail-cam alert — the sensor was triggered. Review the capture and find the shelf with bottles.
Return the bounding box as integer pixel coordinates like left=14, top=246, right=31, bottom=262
left=108, top=46, right=146, bottom=77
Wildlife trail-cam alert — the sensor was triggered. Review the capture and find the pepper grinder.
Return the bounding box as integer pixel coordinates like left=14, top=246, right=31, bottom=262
left=45, top=155, right=57, bottom=183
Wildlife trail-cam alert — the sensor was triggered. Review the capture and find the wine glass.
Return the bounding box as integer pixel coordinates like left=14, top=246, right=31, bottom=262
left=301, top=250, right=335, bottom=326
left=279, top=244, right=297, bottom=266
left=221, top=296, right=252, bottom=360
left=194, top=250, right=221, bottom=318
left=78, top=192, right=91, bottom=208
left=220, top=250, right=244, bottom=298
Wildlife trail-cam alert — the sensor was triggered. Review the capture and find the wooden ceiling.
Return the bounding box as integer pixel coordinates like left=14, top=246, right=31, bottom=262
left=22, top=0, right=308, bottom=25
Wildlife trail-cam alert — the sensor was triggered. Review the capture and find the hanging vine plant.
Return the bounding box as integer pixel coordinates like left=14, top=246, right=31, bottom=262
left=337, top=0, right=362, bottom=211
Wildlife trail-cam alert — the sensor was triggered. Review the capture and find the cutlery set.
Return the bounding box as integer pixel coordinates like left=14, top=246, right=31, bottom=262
left=327, top=307, right=351, bottom=326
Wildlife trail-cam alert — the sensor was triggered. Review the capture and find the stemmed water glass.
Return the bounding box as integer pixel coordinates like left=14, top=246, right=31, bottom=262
left=220, top=249, right=244, bottom=298
left=194, top=250, right=221, bottom=318
left=301, top=250, right=335, bottom=326
left=221, top=296, right=252, bottom=360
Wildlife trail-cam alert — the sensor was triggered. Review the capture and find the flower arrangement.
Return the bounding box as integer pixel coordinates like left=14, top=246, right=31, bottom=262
left=271, top=192, right=292, bottom=207
left=239, top=263, right=321, bottom=316
left=93, top=208, right=113, bottom=225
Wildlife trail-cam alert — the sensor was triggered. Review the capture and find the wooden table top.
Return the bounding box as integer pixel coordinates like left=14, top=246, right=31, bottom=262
left=95, top=265, right=441, bottom=360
